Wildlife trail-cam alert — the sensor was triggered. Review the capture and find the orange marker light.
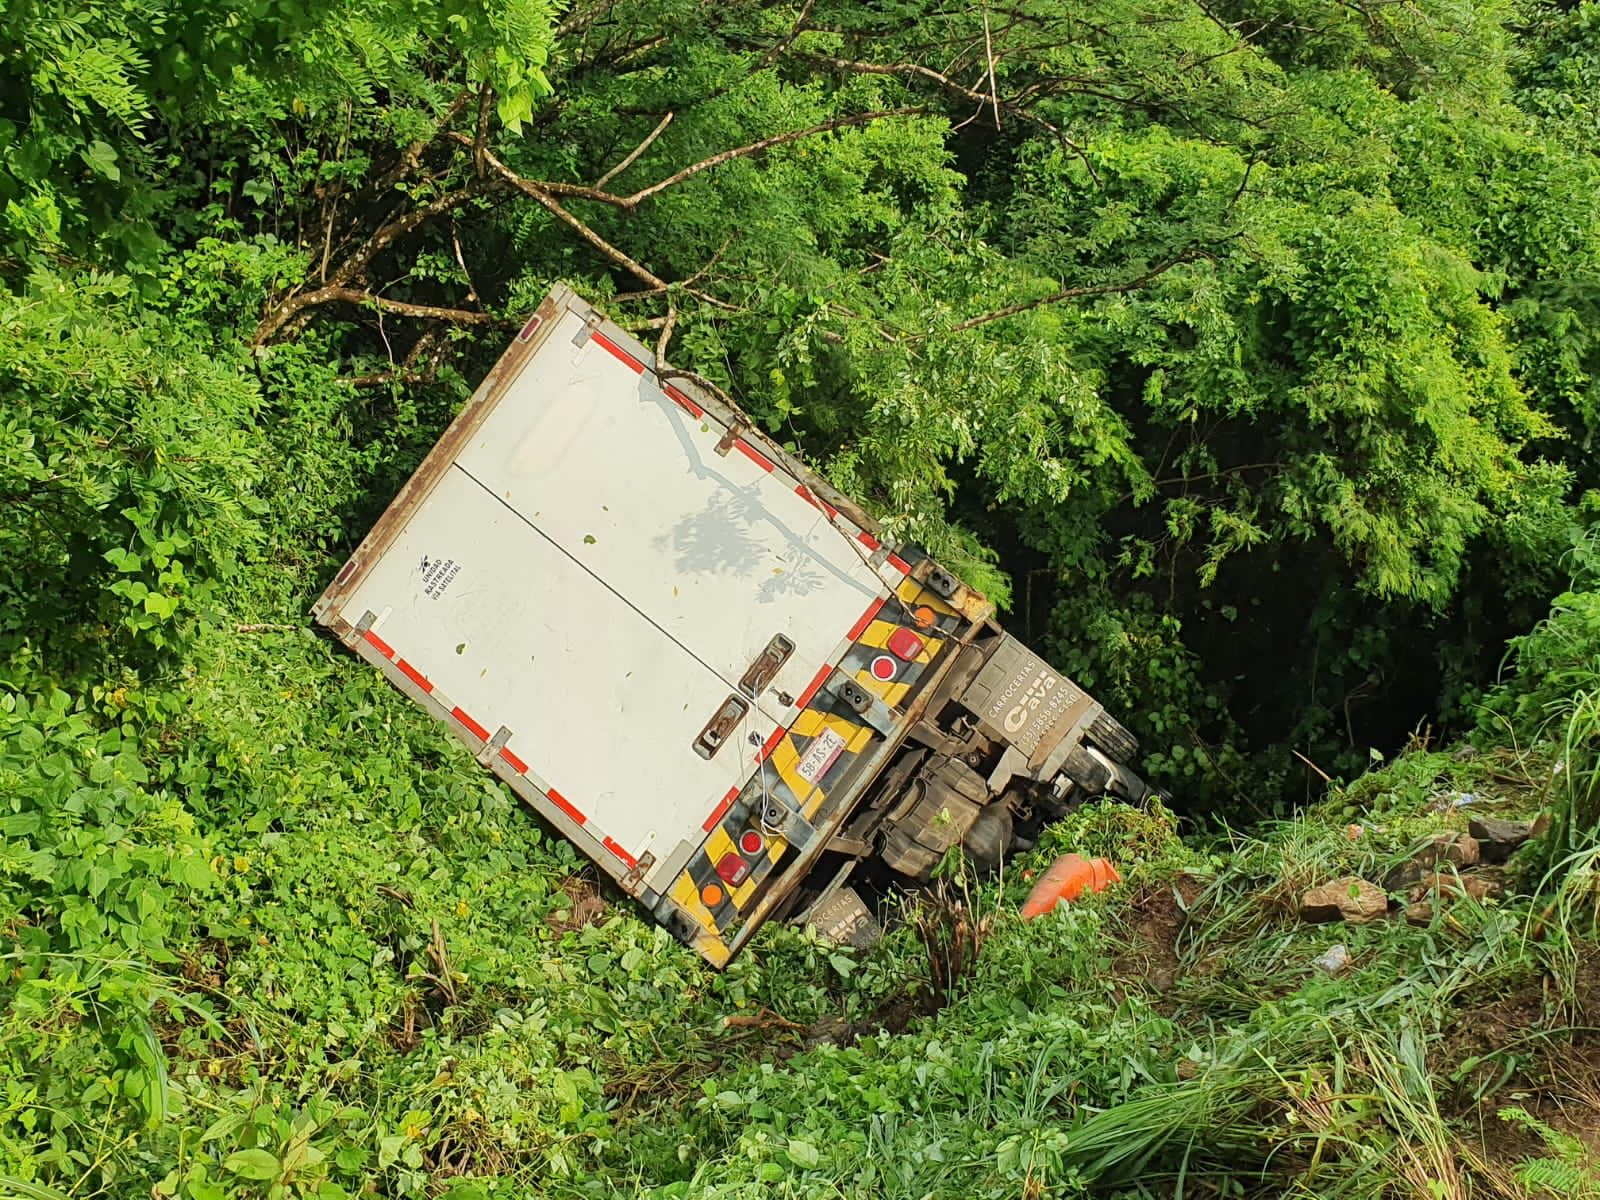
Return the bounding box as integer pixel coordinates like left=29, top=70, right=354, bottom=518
left=700, top=883, right=724, bottom=908
left=913, top=606, right=937, bottom=628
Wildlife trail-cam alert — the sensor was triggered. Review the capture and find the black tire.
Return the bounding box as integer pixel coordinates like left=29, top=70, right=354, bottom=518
left=1088, top=709, right=1139, bottom=763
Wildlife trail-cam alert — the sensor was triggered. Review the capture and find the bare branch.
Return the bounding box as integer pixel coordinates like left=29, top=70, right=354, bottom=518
left=982, top=6, right=1001, bottom=130
left=621, top=107, right=923, bottom=207
left=595, top=111, right=674, bottom=189
left=472, top=144, right=671, bottom=290
left=450, top=225, right=480, bottom=304
left=749, top=0, right=817, bottom=75
left=790, top=51, right=1095, bottom=179
left=658, top=366, right=736, bottom=410
left=316, top=287, right=506, bottom=325
left=451, top=107, right=921, bottom=215
left=558, top=0, right=622, bottom=37
left=352, top=329, right=451, bottom=387
left=656, top=302, right=678, bottom=365
left=472, top=83, right=494, bottom=178
left=920, top=250, right=1205, bottom=338
left=374, top=88, right=474, bottom=193
left=254, top=180, right=502, bottom=343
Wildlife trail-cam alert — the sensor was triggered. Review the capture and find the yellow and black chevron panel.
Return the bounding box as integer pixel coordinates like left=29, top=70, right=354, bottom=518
left=669, top=562, right=975, bottom=953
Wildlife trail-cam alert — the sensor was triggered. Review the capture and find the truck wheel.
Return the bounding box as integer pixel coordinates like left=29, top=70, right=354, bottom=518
left=1088, top=709, right=1138, bottom=764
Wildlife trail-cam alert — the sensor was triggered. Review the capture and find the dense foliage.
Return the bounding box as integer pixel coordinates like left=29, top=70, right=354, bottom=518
left=9, top=0, right=1600, bottom=797
left=6, top=1, right=1600, bottom=1197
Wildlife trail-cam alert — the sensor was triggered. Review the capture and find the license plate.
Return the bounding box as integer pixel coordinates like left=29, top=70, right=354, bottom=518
left=795, top=727, right=847, bottom=784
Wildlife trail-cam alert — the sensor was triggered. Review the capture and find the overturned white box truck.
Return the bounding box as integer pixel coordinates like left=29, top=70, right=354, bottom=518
left=314, top=287, right=1156, bottom=966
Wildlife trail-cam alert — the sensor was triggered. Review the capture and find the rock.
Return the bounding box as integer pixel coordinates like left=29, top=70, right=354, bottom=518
left=1532, top=812, right=1552, bottom=840
left=1300, top=877, right=1389, bottom=924
left=1313, top=943, right=1351, bottom=974
left=1382, top=838, right=1478, bottom=896
left=1384, top=832, right=1480, bottom=890
left=1430, top=832, right=1480, bottom=868
left=1410, top=871, right=1501, bottom=903
left=1468, top=816, right=1536, bottom=864
left=1405, top=900, right=1436, bottom=927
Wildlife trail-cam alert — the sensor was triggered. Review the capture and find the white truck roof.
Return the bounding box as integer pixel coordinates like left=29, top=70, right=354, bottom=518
left=315, top=288, right=908, bottom=899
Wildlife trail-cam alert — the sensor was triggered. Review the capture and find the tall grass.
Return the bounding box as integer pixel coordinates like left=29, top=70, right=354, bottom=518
left=1542, top=688, right=1600, bottom=872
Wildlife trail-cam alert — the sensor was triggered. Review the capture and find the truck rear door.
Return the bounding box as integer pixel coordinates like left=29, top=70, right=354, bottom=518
left=451, top=307, right=888, bottom=728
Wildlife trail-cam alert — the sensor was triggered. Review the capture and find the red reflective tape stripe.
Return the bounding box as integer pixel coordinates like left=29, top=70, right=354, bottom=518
left=666, top=385, right=702, bottom=417
left=795, top=665, right=831, bottom=710
left=703, top=787, right=738, bottom=832
left=363, top=629, right=395, bottom=659
left=499, top=746, right=528, bottom=773
left=452, top=707, right=489, bottom=742
left=758, top=727, right=785, bottom=761
left=799, top=486, right=839, bottom=518
left=847, top=596, right=886, bottom=642
left=887, top=553, right=911, bottom=575
left=396, top=658, right=432, bottom=693
left=548, top=787, right=586, bottom=826
left=858, top=530, right=880, bottom=551
left=591, top=332, right=644, bottom=374
left=735, top=441, right=774, bottom=472
left=604, top=837, right=638, bottom=869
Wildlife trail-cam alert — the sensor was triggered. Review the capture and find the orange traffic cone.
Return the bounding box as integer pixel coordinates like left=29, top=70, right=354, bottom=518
left=1020, top=853, right=1121, bottom=920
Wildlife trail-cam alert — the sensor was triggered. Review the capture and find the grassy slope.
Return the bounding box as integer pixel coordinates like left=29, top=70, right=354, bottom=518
left=5, top=559, right=1600, bottom=1200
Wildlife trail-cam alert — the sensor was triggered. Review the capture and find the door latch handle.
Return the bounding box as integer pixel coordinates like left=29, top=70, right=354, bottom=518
left=693, top=694, right=750, bottom=759
left=739, top=633, right=794, bottom=696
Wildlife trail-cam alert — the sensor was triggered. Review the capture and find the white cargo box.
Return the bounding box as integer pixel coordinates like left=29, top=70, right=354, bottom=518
left=314, top=288, right=953, bottom=964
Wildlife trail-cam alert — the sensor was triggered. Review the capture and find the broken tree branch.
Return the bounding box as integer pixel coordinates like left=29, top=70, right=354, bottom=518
left=623, top=107, right=921, bottom=207
left=374, top=88, right=474, bottom=194
left=307, top=286, right=504, bottom=326
left=655, top=302, right=678, bottom=365
left=595, top=111, right=674, bottom=189
left=658, top=366, right=737, bottom=411
left=351, top=328, right=451, bottom=388
left=471, top=144, right=671, bottom=291
left=788, top=51, right=1095, bottom=180
left=982, top=6, right=1001, bottom=130
left=923, top=249, right=1205, bottom=338
left=254, top=179, right=503, bottom=343
left=472, top=82, right=494, bottom=178
left=451, top=107, right=921, bottom=210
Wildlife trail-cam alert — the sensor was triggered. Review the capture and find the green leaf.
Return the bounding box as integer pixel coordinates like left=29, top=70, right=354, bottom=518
left=0, top=1176, right=72, bottom=1200
left=82, top=141, right=121, bottom=181
left=786, top=1139, right=820, bottom=1168
left=222, top=1149, right=281, bottom=1181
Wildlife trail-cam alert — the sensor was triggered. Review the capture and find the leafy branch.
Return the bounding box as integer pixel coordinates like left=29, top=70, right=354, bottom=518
left=254, top=105, right=923, bottom=345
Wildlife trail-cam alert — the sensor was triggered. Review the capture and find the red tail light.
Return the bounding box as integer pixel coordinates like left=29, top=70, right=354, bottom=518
left=887, top=628, right=925, bottom=660
left=716, top=852, right=750, bottom=886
